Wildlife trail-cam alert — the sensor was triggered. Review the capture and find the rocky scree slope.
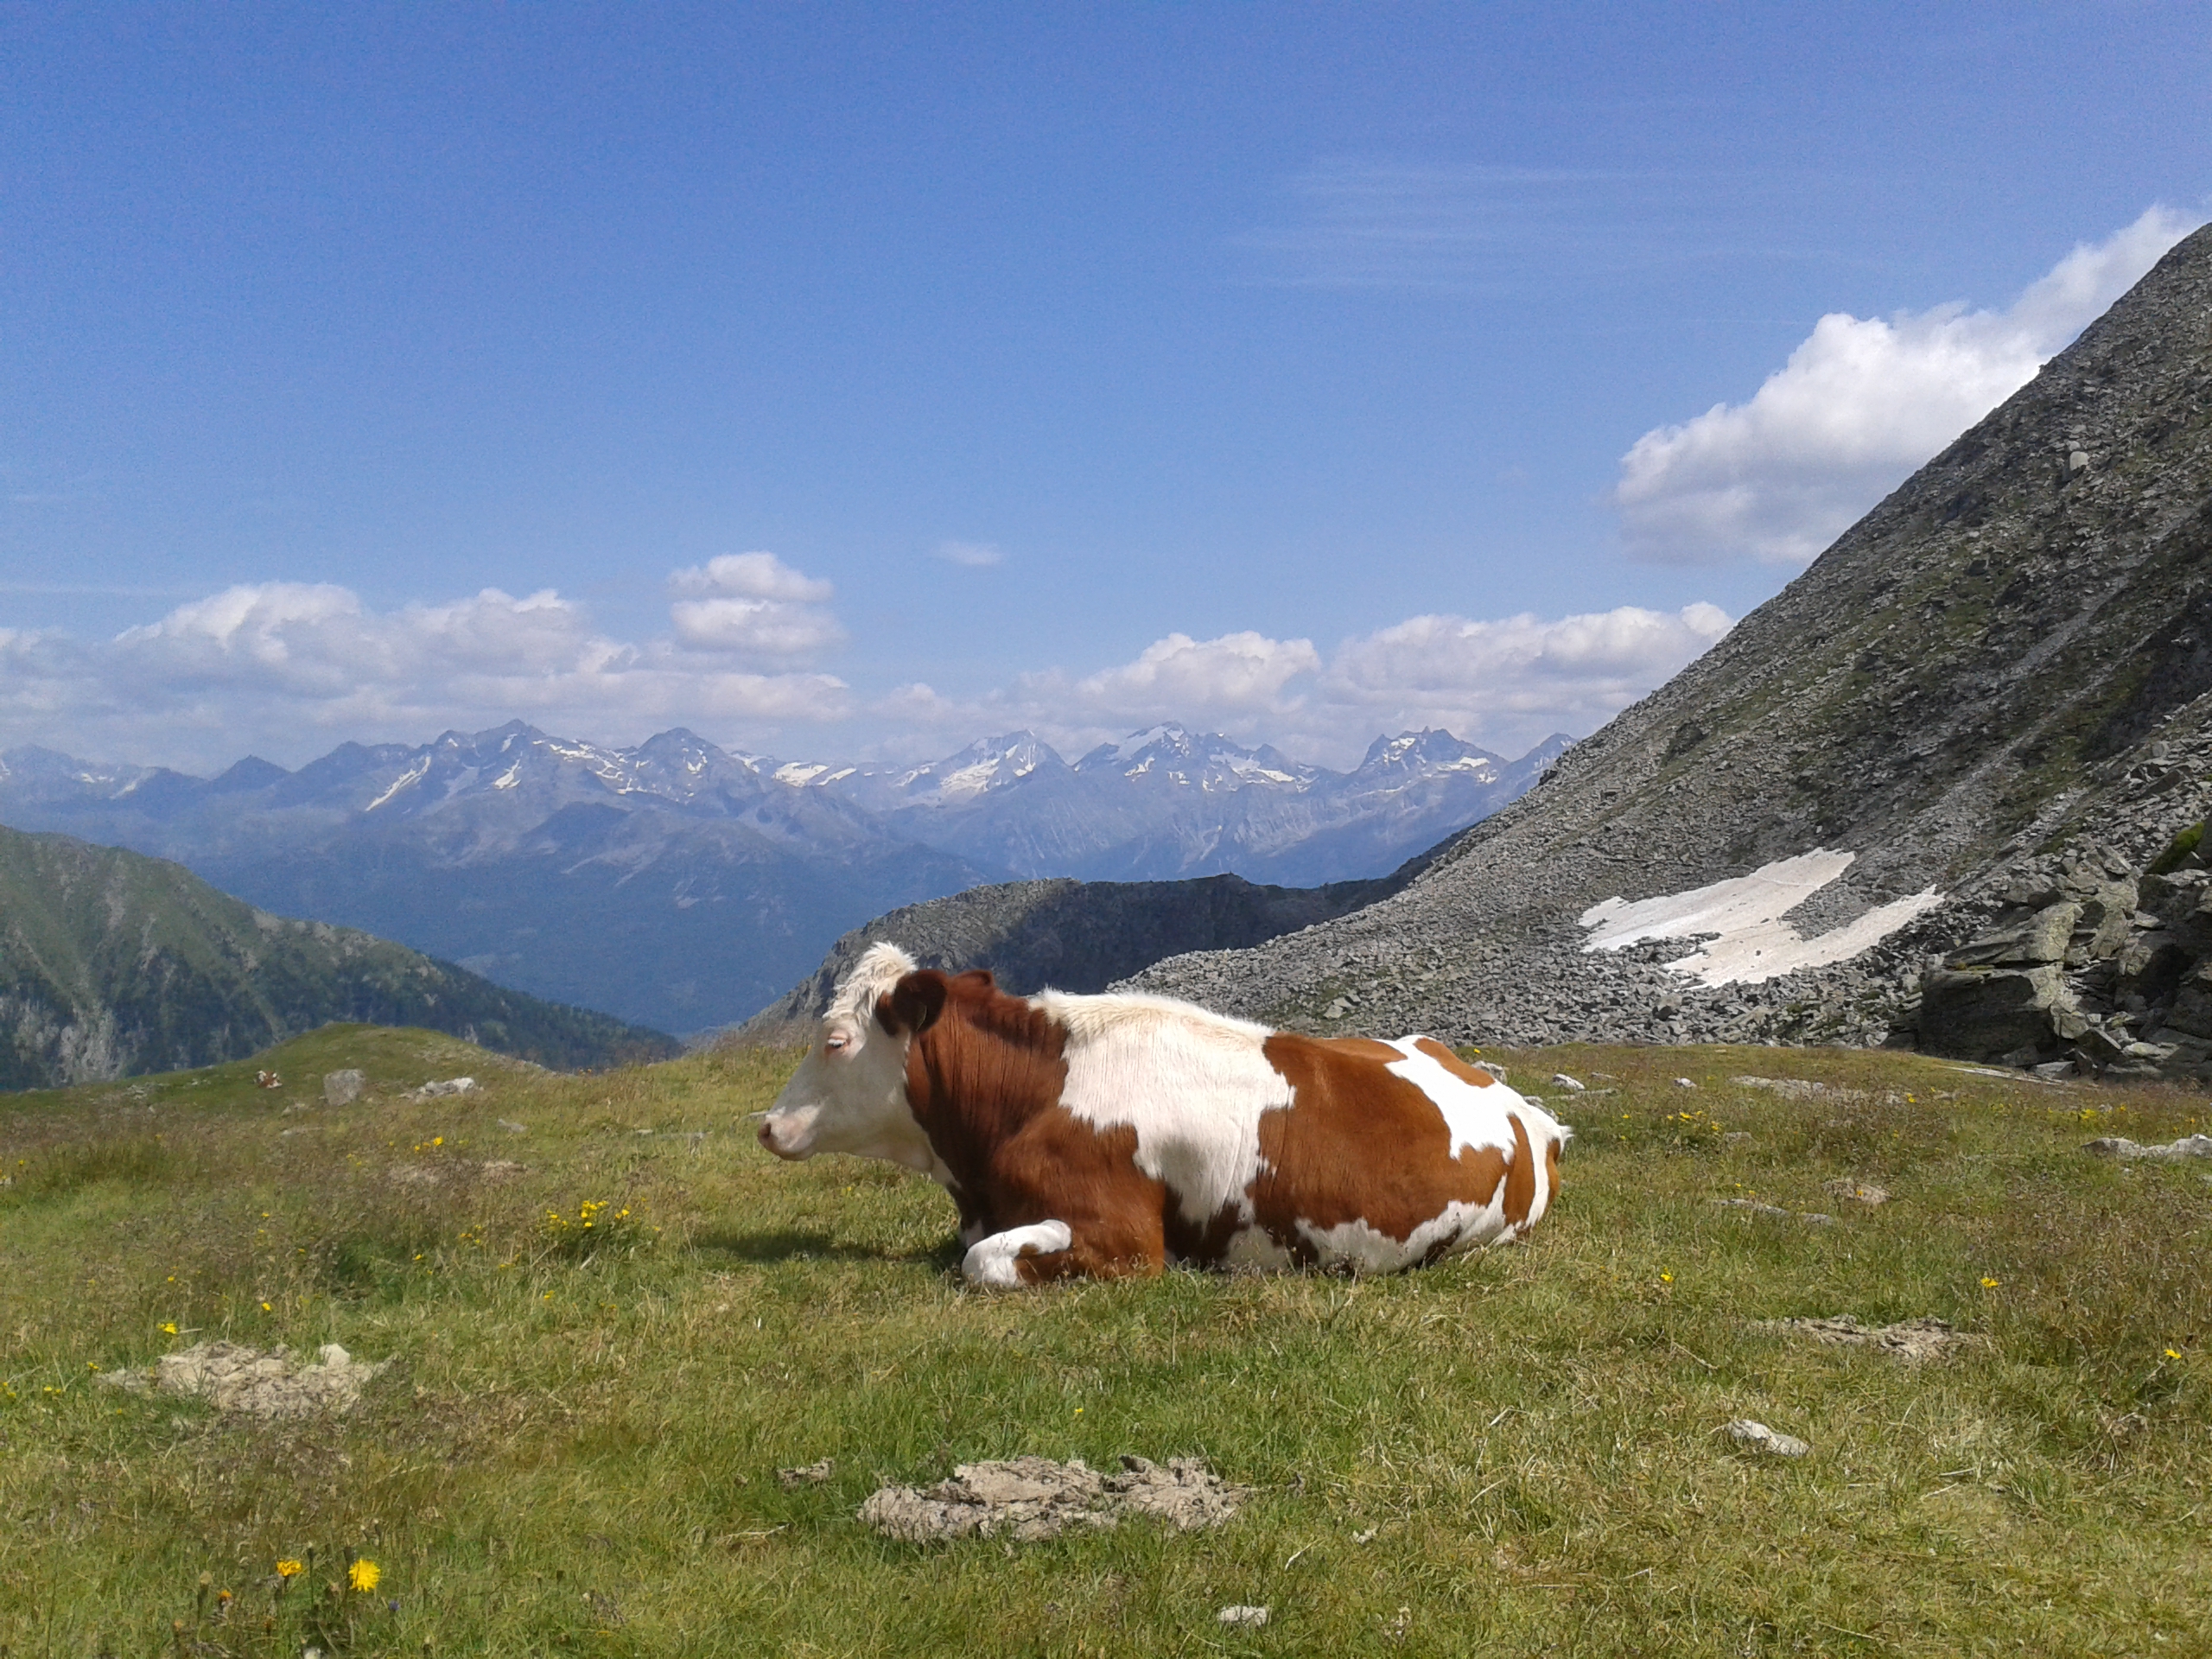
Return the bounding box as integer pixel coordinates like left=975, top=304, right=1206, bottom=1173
left=733, top=869, right=1402, bottom=1046
left=0, top=825, right=678, bottom=1090
left=1130, top=222, right=2212, bottom=1065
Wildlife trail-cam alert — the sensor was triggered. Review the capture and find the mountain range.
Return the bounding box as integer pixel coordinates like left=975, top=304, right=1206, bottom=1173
left=0, top=721, right=1564, bottom=1034
left=0, top=823, right=677, bottom=1090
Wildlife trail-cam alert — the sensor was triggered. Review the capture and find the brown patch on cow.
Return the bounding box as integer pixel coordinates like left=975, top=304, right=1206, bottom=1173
left=897, top=971, right=1170, bottom=1281
left=1500, top=1114, right=1535, bottom=1230
left=1252, top=1033, right=1512, bottom=1260
left=1413, top=1036, right=1495, bottom=1086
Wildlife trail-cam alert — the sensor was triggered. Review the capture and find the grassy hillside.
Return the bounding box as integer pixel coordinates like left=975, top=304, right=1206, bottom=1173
left=0, top=826, right=678, bottom=1088
left=2, top=1029, right=2207, bottom=1653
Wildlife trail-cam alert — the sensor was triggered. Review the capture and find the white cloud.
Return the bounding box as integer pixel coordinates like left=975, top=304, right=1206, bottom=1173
left=1616, top=206, right=2202, bottom=564
left=935, top=539, right=1004, bottom=568
left=0, top=581, right=850, bottom=770
left=664, top=551, right=843, bottom=659
left=1313, top=602, right=1734, bottom=752
left=3, top=572, right=1726, bottom=775
left=869, top=606, right=1731, bottom=768
left=669, top=597, right=847, bottom=656
left=1047, top=631, right=1322, bottom=720
left=668, top=551, right=834, bottom=602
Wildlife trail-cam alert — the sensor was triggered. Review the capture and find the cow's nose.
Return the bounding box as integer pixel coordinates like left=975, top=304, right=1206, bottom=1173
left=756, top=1118, right=777, bottom=1150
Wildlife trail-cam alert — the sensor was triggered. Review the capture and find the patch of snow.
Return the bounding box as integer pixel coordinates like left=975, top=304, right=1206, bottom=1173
left=1579, top=850, right=1944, bottom=986
left=363, top=758, right=430, bottom=812
left=775, top=762, right=833, bottom=787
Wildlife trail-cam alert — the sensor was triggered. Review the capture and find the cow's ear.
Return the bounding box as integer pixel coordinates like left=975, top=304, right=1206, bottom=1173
left=954, top=968, right=996, bottom=994
left=878, top=971, right=948, bottom=1037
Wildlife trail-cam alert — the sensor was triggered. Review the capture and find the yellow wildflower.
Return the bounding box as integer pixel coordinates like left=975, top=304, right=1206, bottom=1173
left=2167, top=1348, right=2183, bottom=1360
left=348, top=1559, right=380, bottom=1592
left=276, top=1560, right=303, bottom=1580
left=160, top=1321, right=178, bottom=1336
left=1659, top=1273, right=1674, bottom=1285
left=1980, top=1277, right=1999, bottom=1289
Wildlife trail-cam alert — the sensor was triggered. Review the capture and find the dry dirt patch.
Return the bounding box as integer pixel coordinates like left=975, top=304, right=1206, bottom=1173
left=101, top=1341, right=387, bottom=1419
left=860, top=1455, right=1247, bottom=1543
left=1764, top=1315, right=1977, bottom=1362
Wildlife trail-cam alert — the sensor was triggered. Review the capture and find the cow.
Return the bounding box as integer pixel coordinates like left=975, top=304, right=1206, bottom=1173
left=757, top=944, right=1570, bottom=1287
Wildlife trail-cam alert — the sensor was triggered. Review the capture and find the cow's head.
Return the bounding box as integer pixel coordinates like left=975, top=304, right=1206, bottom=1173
left=758, top=944, right=947, bottom=1169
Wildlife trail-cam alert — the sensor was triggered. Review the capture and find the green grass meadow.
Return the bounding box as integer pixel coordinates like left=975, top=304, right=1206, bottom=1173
left=3, top=1025, right=2209, bottom=1655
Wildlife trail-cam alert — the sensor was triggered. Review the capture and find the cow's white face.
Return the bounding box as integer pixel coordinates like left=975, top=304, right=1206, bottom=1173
left=758, top=944, right=941, bottom=1172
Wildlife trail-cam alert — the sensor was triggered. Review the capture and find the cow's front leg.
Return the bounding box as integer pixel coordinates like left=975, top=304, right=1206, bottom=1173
left=962, top=1221, right=1074, bottom=1287
left=960, top=1210, right=1166, bottom=1287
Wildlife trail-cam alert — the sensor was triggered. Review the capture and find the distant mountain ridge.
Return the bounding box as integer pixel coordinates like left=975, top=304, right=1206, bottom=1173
left=784, top=722, right=1569, bottom=887
left=0, top=823, right=677, bottom=1090
left=0, top=721, right=1564, bottom=1033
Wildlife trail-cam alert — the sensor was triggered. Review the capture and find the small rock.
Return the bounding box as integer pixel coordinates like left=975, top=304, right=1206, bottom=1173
left=1724, top=1419, right=1810, bottom=1457
left=1820, top=1179, right=1890, bottom=1205
left=322, top=1069, right=364, bottom=1107
left=859, top=1454, right=1246, bottom=1543
left=2084, top=1133, right=2212, bottom=1162
left=778, top=1459, right=835, bottom=1487
left=1673, top=1077, right=1699, bottom=1090
left=99, top=1340, right=385, bottom=1419
left=1764, top=1315, right=1973, bottom=1362
left=410, top=1077, right=477, bottom=1100
left=1217, top=1606, right=1270, bottom=1629
left=1550, top=1072, right=1586, bottom=1091
left=499, top=1119, right=528, bottom=1135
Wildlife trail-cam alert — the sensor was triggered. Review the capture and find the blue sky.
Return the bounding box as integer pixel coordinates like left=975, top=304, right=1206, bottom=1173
left=3, top=3, right=2207, bottom=771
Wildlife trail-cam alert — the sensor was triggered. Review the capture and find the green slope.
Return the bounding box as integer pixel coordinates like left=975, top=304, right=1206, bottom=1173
left=0, top=825, right=678, bottom=1089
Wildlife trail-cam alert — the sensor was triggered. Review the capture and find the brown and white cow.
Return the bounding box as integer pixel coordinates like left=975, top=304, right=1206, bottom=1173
left=757, top=944, right=1569, bottom=1287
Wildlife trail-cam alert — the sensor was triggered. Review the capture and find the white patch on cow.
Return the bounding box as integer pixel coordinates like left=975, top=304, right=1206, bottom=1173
left=761, top=943, right=951, bottom=1176
left=1380, top=1038, right=1523, bottom=1161
left=1298, top=1198, right=1508, bottom=1274
left=963, top=1221, right=1072, bottom=1287
left=1034, top=988, right=1287, bottom=1231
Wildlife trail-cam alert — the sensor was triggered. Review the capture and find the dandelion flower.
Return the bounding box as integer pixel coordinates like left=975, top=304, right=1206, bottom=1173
left=348, top=1559, right=380, bottom=1592
left=2168, top=1348, right=2183, bottom=1360
left=160, top=1321, right=178, bottom=1336
left=1980, top=1277, right=1999, bottom=1288
left=1659, top=1273, right=1674, bottom=1285
left=276, top=1560, right=304, bottom=1580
